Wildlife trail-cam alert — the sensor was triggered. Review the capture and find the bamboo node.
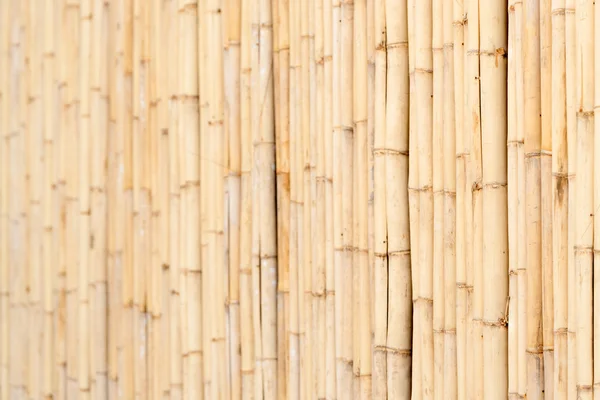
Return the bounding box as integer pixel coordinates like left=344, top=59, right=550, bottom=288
left=387, top=41, right=408, bottom=49
left=415, top=68, right=433, bottom=74
left=483, top=182, right=507, bottom=189
left=551, top=8, right=566, bottom=15
left=373, top=148, right=409, bottom=157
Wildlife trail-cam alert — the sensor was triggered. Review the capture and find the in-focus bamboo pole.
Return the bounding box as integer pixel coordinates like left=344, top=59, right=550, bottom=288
left=540, top=0, right=554, bottom=396
left=466, top=0, right=482, bottom=397
left=453, top=0, right=467, bottom=397
left=353, top=0, right=371, bottom=396
left=551, top=0, right=568, bottom=397
left=407, top=0, right=422, bottom=396
left=507, top=1, right=519, bottom=398
left=480, top=0, right=508, bottom=398
left=90, top=0, right=108, bottom=397
left=240, top=0, right=256, bottom=394
left=226, top=0, right=242, bottom=396
left=415, top=0, right=434, bottom=397
left=575, top=0, right=594, bottom=399
left=313, top=0, right=326, bottom=396
left=385, top=1, right=412, bottom=397
left=523, top=0, right=544, bottom=398
left=565, top=0, right=577, bottom=397
left=372, top=0, right=387, bottom=394
left=594, top=0, right=600, bottom=399
left=442, top=0, right=457, bottom=396
left=432, top=0, right=445, bottom=395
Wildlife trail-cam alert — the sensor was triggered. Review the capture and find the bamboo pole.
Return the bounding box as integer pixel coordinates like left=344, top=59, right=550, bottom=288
left=453, top=0, right=467, bottom=398
left=372, top=0, right=387, bottom=393
left=0, top=0, right=10, bottom=397
left=415, top=0, right=434, bottom=397
left=523, top=0, right=544, bottom=398
left=385, top=1, right=412, bottom=398
left=551, top=0, right=568, bottom=397
left=407, top=0, right=422, bottom=396
left=313, top=0, right=326, bottom=396
left=432, top=0, right=445, bottom=394
left=480, top=1, right=508, bottom=399
left=443, top=0, right=457, bottom=397
left=575, top=0, right=594, bottom=399
left=466, top=0, right=483, bottom=398
left=90, top=0, right=108, bottom=397
left=565, top=0, right=577, bottom=397
left=240, top=0, right=256, bottom=394
left=594, top=0, right=600, bottom=398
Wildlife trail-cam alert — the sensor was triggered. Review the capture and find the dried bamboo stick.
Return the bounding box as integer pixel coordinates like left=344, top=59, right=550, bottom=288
left=432, top=0, right=445, bottom=394
left=353, top=0, right=371, bottom=396
left=575, top=0, right=594, bottom=399
left=442, top=0, right=457, bottom=397
left=480, top=0, right=509, bottom=398
left=565, top=0, right=577, bottom=397
left=453, top=0, right=467, bottom=398
left=240, top=0, right=256, bottom=394
left=313, top=0, right=326, bottom=396
left=407, top=0, right=422, bottom=396
left=551, top=0, right=568, bottom=397
left=385, top=1, right=411, bottom=398
left=466, top=0, right=483, bottom=398
left=372, top=0, right=387, bottom=393
left=594, top=0, right=600, bottom=397
left=415, top=0, right=434, bottom=397
left=90, top=0, right=108, bottom=398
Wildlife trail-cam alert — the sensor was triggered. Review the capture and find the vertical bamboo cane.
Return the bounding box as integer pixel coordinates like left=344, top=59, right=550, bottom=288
left=42, top=1, right=55, bottom=397
left=90, top=0, right=108, bottom=397
left=551, top=0, right=568, bottom=397
left=540, top=0, right=554, bottom=397
left=323, top=0, right=336, bottom=394
left=594, top=0, right=600, bottom=398
left=523, top=0, right=544, bottom=398
left=453, top=0, right=467, bottom=398
left=78, top=0, right=91, bottom=396
left=313, top=0, right=326, bottom=396
left=443, top=0, right=457, bottom=397
left=353, top=0, right=371, bottom=396
left=432, top=0, right=444, bottom=395
left=407, top=0, right=422, bottom=396
left=480, top=0, right=508, bottom=398
left=575, top=0, right=594, bottom=399
left=372, top=0, right=387, bottom=394
left=385, top=1, right=412, bottom=398
left=466, top=0, right=482, bottom=397
left=167, top=0, right=183, bottom=396
left=565, top=0, right=577, bottom=397
left=0, top=0, right=10, bottom=397
left=227, top=0, right=242, bottom=396
left=415, top=0, right=434, bottom=397
left=240, top=0, right=256, bottom=394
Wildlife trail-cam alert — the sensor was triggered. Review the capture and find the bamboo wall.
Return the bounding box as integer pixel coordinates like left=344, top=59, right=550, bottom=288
left=0, top=0, right=591, bottom=399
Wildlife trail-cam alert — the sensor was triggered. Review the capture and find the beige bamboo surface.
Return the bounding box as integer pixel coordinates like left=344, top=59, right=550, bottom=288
left=3, top=0, right=600, bottom=399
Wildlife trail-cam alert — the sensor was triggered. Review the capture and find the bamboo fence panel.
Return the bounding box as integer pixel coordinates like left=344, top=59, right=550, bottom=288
left=5, top=0, right=600, bottom=399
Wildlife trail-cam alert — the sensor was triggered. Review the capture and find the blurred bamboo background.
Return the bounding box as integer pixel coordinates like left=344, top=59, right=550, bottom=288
left=0, top=0, right=595, bottom=398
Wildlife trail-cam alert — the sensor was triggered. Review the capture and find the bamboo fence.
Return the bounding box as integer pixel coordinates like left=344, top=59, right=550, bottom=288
left=0, top=0, right=598, bottom=399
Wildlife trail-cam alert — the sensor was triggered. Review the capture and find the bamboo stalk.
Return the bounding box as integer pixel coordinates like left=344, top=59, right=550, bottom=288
left=575, top=0, right=594, bottom=399
left=480, top=0, right=509, bottom=398
left=540, top=0, right=554, bottom=396
left=432, top=0, right=445, bottom=394
left=443, top=0, right=457, bottom=397
left=385, top=1, right=411, bottom=398
left=453, top=0, right=467, bottom=398
left=415, top=0, right=434, bottom=397
left=594, top=0, right=600, bottom=398
left=372, top=0, right=387, bottom=394
left=240, top=0, right=256, bottom=394
left=551, top=0, right=568, bottom=397
left=565, top=0, right=577, bottom=397
left=507, top=1, right=519, bottom=398
left=466, top=0, right=483, bottom=398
